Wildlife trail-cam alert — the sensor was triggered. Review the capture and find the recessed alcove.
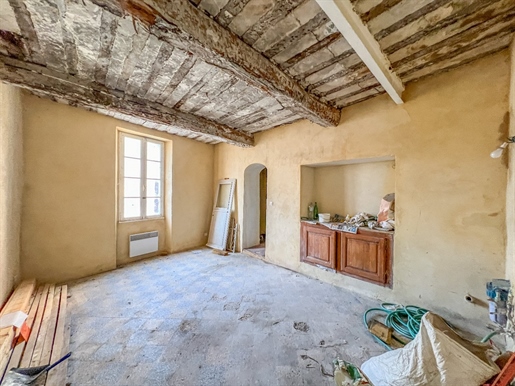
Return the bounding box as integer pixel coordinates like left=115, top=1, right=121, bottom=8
left=301, top=156, right=396, bottom=219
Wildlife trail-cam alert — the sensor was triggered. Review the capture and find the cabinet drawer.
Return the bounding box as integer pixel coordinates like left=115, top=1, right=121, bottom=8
left=338, top=232, right=388, bottom=284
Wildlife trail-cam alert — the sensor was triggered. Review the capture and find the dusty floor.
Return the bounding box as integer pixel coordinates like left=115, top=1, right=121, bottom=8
left=66, top=248, right=386, bottom=386
left=243, top=243, right=266, bottom=259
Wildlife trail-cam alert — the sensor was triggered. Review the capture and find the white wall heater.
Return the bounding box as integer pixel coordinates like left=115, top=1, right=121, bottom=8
left=129, top=231, right=159, bottom=258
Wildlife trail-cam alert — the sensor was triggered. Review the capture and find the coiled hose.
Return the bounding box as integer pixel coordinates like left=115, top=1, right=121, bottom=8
left=363, top=303, right=428, bottom=351
left=364, top=303, right=499, bottom=350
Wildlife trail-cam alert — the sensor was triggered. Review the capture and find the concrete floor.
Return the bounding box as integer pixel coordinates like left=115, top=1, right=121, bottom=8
left=66, top=248, right=386, bottom=386
left=243, top=243, right=266, bottom=259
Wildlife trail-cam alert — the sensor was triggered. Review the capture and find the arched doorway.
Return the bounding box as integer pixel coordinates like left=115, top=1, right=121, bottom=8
left=242, top=163, right=267, bottom=258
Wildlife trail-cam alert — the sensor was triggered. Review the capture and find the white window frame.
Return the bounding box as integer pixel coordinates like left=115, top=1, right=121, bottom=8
left=118, top=132, right=165, bottom=221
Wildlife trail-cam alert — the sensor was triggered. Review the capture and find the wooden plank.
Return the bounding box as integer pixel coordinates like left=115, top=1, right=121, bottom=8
left=403, top=32, right=514, bottom=83
left=279, top=33, right=341, bottom=69
left=224, top=96, right=281, bottom=127
left=55, top=0, right=79, bottom=75
left=105, top=16, right=138, bottom=89
left=314, top=70, right=374, bottom=97
left=329, top=82, right=382, bottom=105
left=198, top=0, right=230, bottom=17
left=216, top=87, right=267, bottom=124
left=0, top=279, right=36, bottom=317
left=387, top=0, right=515, bottom=64
left=29, top=284, right=55, bottom=367
left=174, top=66, right=221, bottom=110
left=396, top=14, right=515, bottom=77
left=352, top=0, right=384, bottom=15
left=335, top=86, right=384, bottom=107
left=244, top=108, right=297, bottom=129
left=241, top=0, right=305, bottom=46
left=46, top=286, right=68, bottom=386
left=7, top=0, right=45, bottom=64
left=194, top=80, right=252, bottom=120
left=154, top=54, right=197, bottom=105
left=142, top=47, right=190, bottom=101
left=93, top=0, right=340, bottom=127
left=20, top=284, right=50, bottom=368
left=0, top=279, right=37, bottom=374
left=64, top=0, right=103, bottom=80
left=315, top=0, right=404, bottom=104
left=360, top=0, right=404, bottom=23
left=0, top=54, right=254, bottom=147
left=162, top=60, right=214, bottom=108
left=125, top=35, right=163, bottom=96
left=274, top=34, right=322, bottom=68
left=304, top=55, right=365, bottom=88
left=324, top=77, right=379, bottom=102
left=26, top=286, right=60, bottom=385
left=252, top=0, right=322, bottom=53
left=288, top=47, right=340, bottom=79
left=263, top=12, right=329, bottom=59
left=178, top=70, right=235, bottom=113
left=215, top=0, right=253, bottom=27
left=39, top=287, right=60, bottom=365
left=2, top=287, right=43, bottom=380
left=95, top=9, right=119, bottom=83
left=116, top=28, right=150, bottom=91
left=367, top=0, right=438, bottom=38
left=217, top=94, right=274, bottom=125
left=227, top=0, right=275, bottom=37
left=135, top=43, right=174, bottom=98
left=246, top=113, right=301, bottom=133
left=292, top=46, right=355, bottom=82
left=380, top=0, right=503, bottom=53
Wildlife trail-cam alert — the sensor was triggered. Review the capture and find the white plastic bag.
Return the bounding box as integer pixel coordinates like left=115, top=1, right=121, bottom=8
left=361, top=313, right=499, bottom=386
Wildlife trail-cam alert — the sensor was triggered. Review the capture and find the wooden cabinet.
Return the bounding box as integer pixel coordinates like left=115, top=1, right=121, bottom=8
left=338, top=230, right=392, bottom=286
left=300, top=223, right=336, bottom=269
left=300, top=222, right=393, bottom=286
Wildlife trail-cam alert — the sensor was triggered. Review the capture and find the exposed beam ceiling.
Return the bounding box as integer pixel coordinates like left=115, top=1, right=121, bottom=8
left=89, top=0, right=341, bottom=127
left=315, top=0, right=404, bottom=104
left=0, top=53, right=254, bottom=147
left=0, top=0, right=513, bottom=145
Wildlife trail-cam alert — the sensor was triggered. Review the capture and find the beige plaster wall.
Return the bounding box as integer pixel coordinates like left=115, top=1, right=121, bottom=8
left=309, top=160, right=395, bottom=217
left=21, top=95, right=214, bottom=283
left=0, top=83, right=22, bottom=305
left=214, top=51, right=510, bottom=321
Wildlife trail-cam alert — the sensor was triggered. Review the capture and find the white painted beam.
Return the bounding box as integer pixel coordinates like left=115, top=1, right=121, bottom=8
left=315, top=0, right=404, bottom=104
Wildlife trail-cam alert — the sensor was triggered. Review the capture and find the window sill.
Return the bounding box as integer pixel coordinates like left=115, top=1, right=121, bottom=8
left=118, top=217, right=165, bottom=224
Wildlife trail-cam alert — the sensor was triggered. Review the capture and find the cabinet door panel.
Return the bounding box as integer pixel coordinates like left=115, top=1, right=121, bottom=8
left=301, top=224, right=336, bottom=269
left=339, top=233, right=386, bottom=283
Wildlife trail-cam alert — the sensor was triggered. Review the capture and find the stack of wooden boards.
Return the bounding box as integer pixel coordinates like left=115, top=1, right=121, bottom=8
left=0, top=280, right=70, bottom=385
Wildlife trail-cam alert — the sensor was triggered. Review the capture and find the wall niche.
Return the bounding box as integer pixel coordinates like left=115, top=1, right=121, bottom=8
left=300, top=156, right=396, bottom=219
left=300, top=156, right=396, bottom=287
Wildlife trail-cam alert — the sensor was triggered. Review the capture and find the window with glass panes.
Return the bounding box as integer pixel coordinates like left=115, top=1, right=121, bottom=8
left=119, top=133, right=164, bottom=220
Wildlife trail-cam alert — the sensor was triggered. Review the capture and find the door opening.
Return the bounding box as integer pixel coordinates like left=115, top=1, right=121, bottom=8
left=242, top=164, right=267, bottom=259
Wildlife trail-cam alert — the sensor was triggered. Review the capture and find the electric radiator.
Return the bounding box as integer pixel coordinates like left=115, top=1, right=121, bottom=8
left=129, top=231, right=158, bottom=257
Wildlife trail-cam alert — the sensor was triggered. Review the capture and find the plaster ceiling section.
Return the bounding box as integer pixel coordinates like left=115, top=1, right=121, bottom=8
left=351, top=0, right=515, bottom=85
left=192, top=0, right=383, bottom=109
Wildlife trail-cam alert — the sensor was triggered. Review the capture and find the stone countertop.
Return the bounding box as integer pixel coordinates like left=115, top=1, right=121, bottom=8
left=300, top=220, right=394, bottom=234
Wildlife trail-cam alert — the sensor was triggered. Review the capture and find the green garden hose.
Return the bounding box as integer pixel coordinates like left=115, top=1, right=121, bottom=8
left=363, top=303, right=428, bottom=351
left=364, top=303, right=500, bottom=350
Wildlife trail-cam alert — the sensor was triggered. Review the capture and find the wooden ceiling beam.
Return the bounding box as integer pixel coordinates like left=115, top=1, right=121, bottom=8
left=315, top=0, right=404, bottom=104
left=89, top=0, right=341, bottom=127
left=0, top=53, right=254, bottom=147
